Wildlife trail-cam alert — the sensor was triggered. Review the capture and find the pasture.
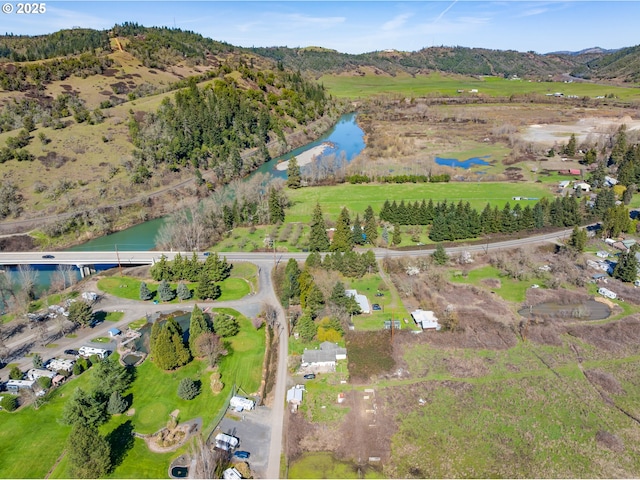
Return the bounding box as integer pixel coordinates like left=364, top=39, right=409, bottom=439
left=285, top=182, right=552, bottom=223
left=320, top=72, right=640, bottom=100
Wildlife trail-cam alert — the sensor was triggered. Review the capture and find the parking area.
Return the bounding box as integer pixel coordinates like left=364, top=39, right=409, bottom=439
left=217, top=405, right=272, bottom=478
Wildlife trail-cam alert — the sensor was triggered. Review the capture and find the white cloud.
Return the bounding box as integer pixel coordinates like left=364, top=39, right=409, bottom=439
left=284, top=13, right=346, bottom=30
left=382, top=13, right=413, bottom=32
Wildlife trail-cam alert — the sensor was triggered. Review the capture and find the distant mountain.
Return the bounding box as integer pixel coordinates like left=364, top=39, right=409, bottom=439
left=546, top=47, right=618, bottom=56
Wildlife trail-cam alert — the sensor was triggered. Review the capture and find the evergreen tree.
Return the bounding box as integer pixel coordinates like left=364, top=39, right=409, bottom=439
left=150, top=254, right=172, bottom=281
left=309, top=203, right=330, bottom=252
left=61, top=388, right=109, bottom=428
left=297, top=310, right=317, bottom=342
left=67, top=424, right=112, bottom=479
left=623, top=185, right=635, bottom=205
left=106, top=391, right=128, bottom=415
left=331, top=207, right=353, bottom=252
left=613, top=248, right=639, bottom=283
left=177, top=282, right=191, bottom=300
left=302, top=284, right=324, bottom=318
left=352, top=214, right=365, bottom=245
left=602, top=204, right=631, bottom=238
left=392, top=224, right=402, bottom=245
left=92, top=358, right=132, bottom=398
left=381, top=226, right=389, bottom=245
left=177, top=378, right=200, bottom=400
left=203, top=253, right=231, bottom=282
left=268, top=187, right=285, bottom=223
left=188, top=305, right=211, bottom=355
left=151, top=318, right=191, bottom=370
left=363, top=205, right=378, bottom=244
left=567, top=226, right=587, bottom=252
left=563, top=133, right=577, bottom=156
left=139, top=282, right=153, bottom=301
left=432, top=243, right=449, bottom=265
left=594, top=188, right=616, bottom=218
left=32, top=353, right=43, bottom=369
left=286, top=157, right=301, bottom=189
left=68, top=300, right=93, bottom=327
left=196, top=274, right=221, bottom=300
left=281, top=258, right=301, bottom=307
left=214, top=314, right=239, bottom=337
left=158, top=279, right=175, bottom=302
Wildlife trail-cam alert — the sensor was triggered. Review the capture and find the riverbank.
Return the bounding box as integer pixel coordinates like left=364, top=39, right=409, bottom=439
left=275, top=142, right=333, bottom=171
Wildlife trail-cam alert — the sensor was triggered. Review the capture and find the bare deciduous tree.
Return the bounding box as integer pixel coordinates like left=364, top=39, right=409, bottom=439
left=195, top=332, right=227, bottom=368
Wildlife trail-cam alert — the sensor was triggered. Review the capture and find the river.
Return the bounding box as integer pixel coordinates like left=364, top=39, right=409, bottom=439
left=67, top=112, right=365, bottom=253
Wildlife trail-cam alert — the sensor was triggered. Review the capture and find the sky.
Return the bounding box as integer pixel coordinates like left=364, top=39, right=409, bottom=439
left=1, top=1, right=639, bottom=55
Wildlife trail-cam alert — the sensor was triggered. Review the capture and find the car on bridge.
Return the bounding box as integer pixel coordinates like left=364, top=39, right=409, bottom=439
left=42, top=254, right=55, bottom=259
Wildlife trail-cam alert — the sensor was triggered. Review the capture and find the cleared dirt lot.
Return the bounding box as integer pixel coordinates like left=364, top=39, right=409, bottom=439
left=522, top=115, right=640, bottom=146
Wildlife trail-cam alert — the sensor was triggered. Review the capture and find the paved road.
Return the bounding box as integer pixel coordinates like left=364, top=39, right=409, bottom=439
left=0, top=228, right=576, bottom=267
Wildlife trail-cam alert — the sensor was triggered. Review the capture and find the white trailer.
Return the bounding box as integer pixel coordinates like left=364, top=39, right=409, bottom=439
left=229, top=396, right=255, bottom=412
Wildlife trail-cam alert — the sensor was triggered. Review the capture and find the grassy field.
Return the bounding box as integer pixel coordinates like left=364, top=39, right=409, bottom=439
left=0, top=309, right=265, bottom=478
left=286, top=182, right=552, bottom=223
left=450, top=265, right=547, bottom=303
left=320, top=72, right=640, bottom=100
left=96, top=272, right=251, bottom=303
left=288, top=452, right=386, bottom=479
left=387, top=342, right=640, bottom=478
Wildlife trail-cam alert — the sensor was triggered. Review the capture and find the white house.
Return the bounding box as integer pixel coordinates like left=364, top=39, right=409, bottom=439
left=598, top=287, right=617, bottom=300
left=411, top=309, right=441, bottom=330
left=287, top=386, right=304, bottom=406
left=78, top=346, right=111, bottom=359
left=574, top=182, right=591, bottom=192
left=46, top=358, right=75, bottom=372
left=215, top=433, right=239, bottom=451
left=229, top=396, right=255, bottom=412
left=345, top=289, right=370, bottom=314
left=6, top=379, right=35, bottom=394
left=559, top=180, right=571, bottom=189
left=26, top=368, right=56, bottom=381
left=596, top=251, right=609, bottom=258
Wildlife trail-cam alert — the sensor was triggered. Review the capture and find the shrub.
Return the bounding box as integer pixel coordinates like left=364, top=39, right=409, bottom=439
left=9, top=366, right=22, bottom=380
left=72, top=362, right=84, bottom=376
left=0, top=395, right=18, bottom=412
left=177, top=378, right=200, bottom=400
left=37, top=376, right=52, bottom=389
left=107, top=391, right=128, bottom=415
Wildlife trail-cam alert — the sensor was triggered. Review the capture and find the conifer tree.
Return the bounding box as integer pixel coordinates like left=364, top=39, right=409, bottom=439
left=189, top=305, right=211, bottom=355
left=297, top=310, right=317, bottom=342
left=567, top=226, right=587, bottom=252
left=177, top=282, right=191, bottom=300
left=286, top=157, right=301, bottom=189
left=352, top=214, right=365, bottom=245
left=331, top=207, right=353, bottom=252
left=363, top=205, right=378, bottom=244
left=158, top=279, right=175, bottom=302
left=432, top=243, right=449, bottom=265
left=392, top=224, right=402, bottom=245
left=309, top=203, right=330, bottom=251
left=67, top=424, right=112, bottom=479
left=268, top=187, right=285, bottom=223
left=139, top=282, right=153, bottom=301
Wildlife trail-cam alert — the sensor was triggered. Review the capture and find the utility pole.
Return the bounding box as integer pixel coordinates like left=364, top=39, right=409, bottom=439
left=115, top=244, right=122, bottom=276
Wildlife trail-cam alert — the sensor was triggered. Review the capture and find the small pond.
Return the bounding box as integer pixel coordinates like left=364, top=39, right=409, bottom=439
left=121, top=353, right=145, bottom=366
left=134, top=311, right=191, bottom=354
left=518, top=299, right=611, bottom=321
left=435, top=156, right=490, bottom=169
left=170, top=466, right=188, bottom=478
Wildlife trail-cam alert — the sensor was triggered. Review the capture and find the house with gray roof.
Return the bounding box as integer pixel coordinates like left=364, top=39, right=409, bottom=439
left=302, top=341, right=347, bottom=368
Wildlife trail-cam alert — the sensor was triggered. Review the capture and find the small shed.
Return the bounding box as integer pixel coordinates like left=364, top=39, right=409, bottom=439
left=230, top=396, right=255, bottom=412
left=596, top=251, right=609, bottom=258
left=411, top=309, right=441, bottom=330
left=287, top=386, right=304, bottom=405
left=214, top=433, right=239, bottom=451
left=108, top=328, right=121, bottom=337
left=592, top=273, right=606, bottom=281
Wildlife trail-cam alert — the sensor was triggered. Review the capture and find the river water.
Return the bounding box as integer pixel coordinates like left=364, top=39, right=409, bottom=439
left=67, top=112, right=365, bottom=253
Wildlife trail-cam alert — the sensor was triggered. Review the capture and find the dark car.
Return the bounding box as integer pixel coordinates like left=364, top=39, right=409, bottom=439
left=375, top=292, right=384, bottom=297
left=234, top=451, right=250, bottom=459
left=64, top=349, right=79, bottom=356
left=303, top=373, right=316, bottom=380
left=42, top=254, right=55, bottom=259
left=203, top=252, right=211, bottom=256
left=372, top=304, right=382, bottom=311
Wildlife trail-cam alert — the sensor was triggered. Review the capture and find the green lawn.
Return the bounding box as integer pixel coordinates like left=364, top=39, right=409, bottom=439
left=0, top=309, right=265, bottom=478
left=320, top=72, right=640, bottom=101
left=286, top=182, right=552, bottom=224
left=96, top=275, right=250, bottom=303
left=450, top=265, right=545, bottom=303
left=288, top=452, right=386, bottom=479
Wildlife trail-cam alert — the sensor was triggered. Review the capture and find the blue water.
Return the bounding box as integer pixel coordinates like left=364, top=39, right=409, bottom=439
left=435, top=156, right=491, bottom=169
left=66, top=217, right=166, bottom=252
left=254, top=112, right=365, bottom=179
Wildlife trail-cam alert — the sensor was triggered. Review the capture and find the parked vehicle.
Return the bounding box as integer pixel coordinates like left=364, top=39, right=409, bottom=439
left=64, top=349, right=79, bottom=356
left=234, top=451, right=250, bottom=459
left=303, top=373, right=316, bottom=380
left=372, top=304, right=382, bottom=311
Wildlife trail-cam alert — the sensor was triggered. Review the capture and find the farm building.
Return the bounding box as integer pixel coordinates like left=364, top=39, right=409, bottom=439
left=46, top=358, right=75, bottom=372
left=79, top=346, right=111, bottom=359
left=6, top=379, right=35, bottom=394
left=215, top=433, right=239, bottom=451
left=26, top=368, right=56, bottom=381
left=229, top=396, right=255, bottom=412
left=598, top=287, right=617, bottom=300
left=345, top=289, right=370, bottom=314
left=411, top=309, right=441, bottom=330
